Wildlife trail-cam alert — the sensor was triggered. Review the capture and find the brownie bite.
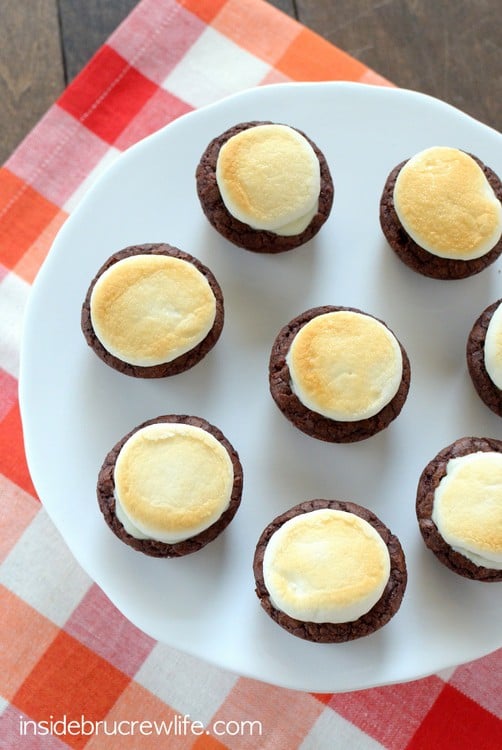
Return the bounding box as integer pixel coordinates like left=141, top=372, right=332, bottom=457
left=269, top=306, right=410, bottom=442
left=196, top=121, right=334, bottom=253
left=466, top=299, right=502, bottom=417
left=81, top=243, right=224, bottom=377
left=416, top=436, right=502, bottom=581
left=379, top=147, right=502, bottom=279
left=97, top=414, right=243, bottom=557
left=253, top=499, right=407, bottom=643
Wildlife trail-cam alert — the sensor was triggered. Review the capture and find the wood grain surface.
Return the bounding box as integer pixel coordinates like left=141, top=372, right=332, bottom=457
left=0, top=0, right=500, bottom=163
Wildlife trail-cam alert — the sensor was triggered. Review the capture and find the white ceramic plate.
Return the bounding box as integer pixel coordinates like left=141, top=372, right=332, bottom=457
left=20, top=82, right=502, bottom=693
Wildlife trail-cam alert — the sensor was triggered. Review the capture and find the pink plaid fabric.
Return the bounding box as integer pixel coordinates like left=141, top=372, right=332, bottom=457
left=0, top=0, right=500, bottom=747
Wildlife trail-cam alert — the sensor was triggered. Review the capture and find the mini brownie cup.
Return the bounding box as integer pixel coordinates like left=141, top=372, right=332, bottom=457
left=81, top=243, right=224, bottom=378
left=466, top=299, right=502, bottom=417
left=379, top=150, right=502, bottom=280
left=253, top=499, right=407, bottom=643
left=416, top=436, right=502, bottom=582
left=195, top=121, right=334, bottom=253
left=97, top=414, right=243, bottom=558
left=269, top=306, right=411, bottom=443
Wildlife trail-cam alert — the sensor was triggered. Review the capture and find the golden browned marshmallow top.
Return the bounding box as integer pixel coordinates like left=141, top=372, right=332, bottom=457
left=393, top=147, right=502, bottom=260
left=484, top=301, right=502, bottom=389
left=432, top=452, right=502, bottom=569
left=286, top=311, right=403, bottom=421
left=90, top=254, right=216, bottom=366
left=216, top=124, right=320, bottom=236
left=113, top=422, right=234, bottom=544
left=263, top=509, right=391, bottom=623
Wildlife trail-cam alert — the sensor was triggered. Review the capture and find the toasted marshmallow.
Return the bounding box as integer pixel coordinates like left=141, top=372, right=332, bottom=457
left=90, top=254, right=216, bottom=366
left=286, top=311, right=403, bottom=421
left=393, top=147, right=502, bottom=260
left=216, top=124, right=320, bottom=236
left=263, top=509, right=391, bottom=623
left=432, top=452, right=502, bottom=569
left=113, top=422, right=234, bottom=543
left=484, top=301, right=502, bottom=389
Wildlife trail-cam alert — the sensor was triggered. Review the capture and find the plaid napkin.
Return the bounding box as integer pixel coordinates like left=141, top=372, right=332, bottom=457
left=0, top=0, right=500, bottom=747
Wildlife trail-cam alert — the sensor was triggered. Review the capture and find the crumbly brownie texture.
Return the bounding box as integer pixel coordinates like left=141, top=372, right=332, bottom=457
left=466, top=300, right=502, bottom=417
left=416, top=436, right=502, bottom=581
left=379, top=156, right=502, bottom=280
left=195, top=121, right=334, bottom=253
left=269, top=306, right=411, bottom=442
left=97, top=414, right=243, bottom=557
left=253, top=499, right=407, bottom=643
left=81, top=243, right=224, bottom=378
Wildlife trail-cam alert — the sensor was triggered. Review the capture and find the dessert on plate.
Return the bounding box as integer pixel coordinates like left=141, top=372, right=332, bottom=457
left=81, top=242, right=224, bottom=377
left=196, top=121, right=334, bottom=253
left=269, top=306, right=411, bottom=442
left=379, top=146, right=502, bottom=279
left=253, top=499, right=407, bottom=642
left=416, top=436, right=502, bottom=581
left=466, top=299, right=502, bottom=417
left=97, top=414, right=243, bottom=557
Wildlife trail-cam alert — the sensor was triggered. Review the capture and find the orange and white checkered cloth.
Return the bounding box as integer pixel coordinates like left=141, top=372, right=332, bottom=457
left=0, top=1, right=500, bottom=747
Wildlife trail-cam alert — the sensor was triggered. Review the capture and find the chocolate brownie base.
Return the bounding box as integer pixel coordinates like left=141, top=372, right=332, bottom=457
left=379, top=155, right=502, bottom=279
left=97, top=414, right=243, bottom=557
left=253, top=499, right=407, bottom=643
left=416, top=436, right=502, bottom=581
left=195, top=121, right=334, bottom=253
left=269, top=306, right=411, bottom=442
left=466, top=300, right=502, bottom=417
left=81, top=243, right=224, bottom=378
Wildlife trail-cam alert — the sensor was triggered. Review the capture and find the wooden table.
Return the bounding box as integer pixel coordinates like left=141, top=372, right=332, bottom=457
left=0, top=0, right=500, bottom=163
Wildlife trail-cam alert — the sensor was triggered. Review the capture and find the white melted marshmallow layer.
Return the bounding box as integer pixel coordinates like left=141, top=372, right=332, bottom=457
left=90, top=254, right=216, bottom=367
left=286, top=311, right=403, bottom=421
left=263, top=508, right=391, bottom=623
left=393, top=146, right=502, bottom=260
left=216, top=124, right=320, bottom=236
left=432, top=452, right=502, bottom=569
left=484, top=301, right=502, bottom=390
left=113, top=422, right=234, bottom=544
